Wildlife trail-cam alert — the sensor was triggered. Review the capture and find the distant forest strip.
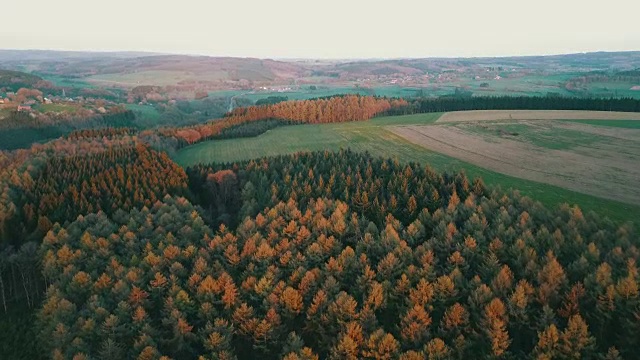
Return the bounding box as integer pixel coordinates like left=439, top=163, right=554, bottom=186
left=211, top=119, right=295, bottom=140
left=385, top=96, right=640, bottom=115
left=0, top=110, right=136, bottom=150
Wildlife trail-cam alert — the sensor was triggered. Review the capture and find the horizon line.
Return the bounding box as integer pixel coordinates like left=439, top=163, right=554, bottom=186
left=1, top=48, right=640, bottom=62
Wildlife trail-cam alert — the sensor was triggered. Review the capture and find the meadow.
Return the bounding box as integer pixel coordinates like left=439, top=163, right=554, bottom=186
left=174, top=112, right=640, bottom=223
left=568, top=119, right=640, bottom=129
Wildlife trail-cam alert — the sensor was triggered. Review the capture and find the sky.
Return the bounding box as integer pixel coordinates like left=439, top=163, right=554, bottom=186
left=2, top=0, right=639, bottom=59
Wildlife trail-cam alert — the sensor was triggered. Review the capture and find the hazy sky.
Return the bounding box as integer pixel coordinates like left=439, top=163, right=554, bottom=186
left=2, top=0, right=639, bottom=58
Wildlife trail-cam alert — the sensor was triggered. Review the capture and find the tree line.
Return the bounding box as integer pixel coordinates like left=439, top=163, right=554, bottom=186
left=211, top=119, right=294, bottom=140
left=2, top=143, right=188, bottom=247
left=0, top=110, right=137, bottom=150
left=154, top=95, right=408, bottom=147
left=384, top=96, right=640, bottom=116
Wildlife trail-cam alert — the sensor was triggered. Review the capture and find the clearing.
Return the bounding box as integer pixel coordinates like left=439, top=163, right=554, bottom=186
left=174, top=112, right=640, bottom=223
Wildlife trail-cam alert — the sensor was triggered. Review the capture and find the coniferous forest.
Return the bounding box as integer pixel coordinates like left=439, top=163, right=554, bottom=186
left=0, top=95, right=638, bottom=359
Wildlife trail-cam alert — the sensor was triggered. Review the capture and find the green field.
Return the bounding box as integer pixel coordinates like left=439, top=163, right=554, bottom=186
left=208, top=86, right=416, bottom=103
left=466, top=122, right=607, bottom=150
left=34, top=103, right=80, bottom=113
left=41, top=74, right=95, bottom=89
left=566, top=119, right=640, bottom=129
left=125, top=103, right=161, bottom=119
left=583, top=81, right=640, bottom=98
left=174, top=113, right=640, bottom=223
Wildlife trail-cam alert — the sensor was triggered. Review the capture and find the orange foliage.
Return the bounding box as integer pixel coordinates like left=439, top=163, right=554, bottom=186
left=162, top=95, right=407, bottom=144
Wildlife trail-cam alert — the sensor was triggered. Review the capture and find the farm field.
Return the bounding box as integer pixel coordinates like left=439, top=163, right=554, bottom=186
left=568, top=119, right=640, bottom=129
left=436, top=109, right=640, bottom=122
left=174, top=112, right=640, bottom=223
left=391, top=121, right=640, bottom=204
left=583, top=81, right=640, bottom=98
left=393, top=110, right=640, bottom=206
left=86, top=70, right=229, bottom=87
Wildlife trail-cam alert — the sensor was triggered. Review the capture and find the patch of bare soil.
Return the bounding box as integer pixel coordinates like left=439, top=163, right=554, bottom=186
left=389, top=124, right=640, bottom=205
left=437, top=110, right=640, bottom=123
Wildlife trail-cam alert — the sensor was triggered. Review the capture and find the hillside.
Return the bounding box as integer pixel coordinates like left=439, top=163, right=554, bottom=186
left=0, top=69, right=43, bottom=91
left=3, top=50, right=640, bottom=91
left=2, top=54, right=311, bottom=87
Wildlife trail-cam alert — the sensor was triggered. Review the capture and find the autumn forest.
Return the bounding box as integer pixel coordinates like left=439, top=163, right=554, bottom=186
left=0, top=94, right=639, bottom=360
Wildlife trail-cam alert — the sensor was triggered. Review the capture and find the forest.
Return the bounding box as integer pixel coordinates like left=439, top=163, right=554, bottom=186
left=31, top=150, right=639, bottom=359
left=0, top=110, right=137, bottom=150
left=155, top=95, right=409, bottom=147
left=385, top=96, right=640, bottom=116
left=0, top=94, right=639, bottom=359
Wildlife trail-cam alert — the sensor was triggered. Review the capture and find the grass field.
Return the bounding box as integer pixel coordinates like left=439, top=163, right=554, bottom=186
left=125, top=104, right=161, bottom=119
left=391, top=110, right=640, bottom=206
left=208, top=86, right=419, bottom=103
left=35, top=103, right=80, bottom=113
left=87, top=70, right=230, bottom=87
left=583, top=81, right=640, bottom=98
left=41, top=74, right=95, bottom=89
left=566, top=119, right=640, bottom=129
left=174, top=112, right=640, bottom=224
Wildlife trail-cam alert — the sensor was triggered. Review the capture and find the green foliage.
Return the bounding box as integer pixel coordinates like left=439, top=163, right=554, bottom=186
left=0, top=305, right=44, bottom=360
left=0, top=70, right=42, bottom=92
left=0, top=110, right=137, bottom=150
left=255, top=96, right=289, bottom=106
left=566, top=119, right=640, bottom=129
left=213, top=119, right=293, bottom=139
left=385, top=96, right=640, bottom=116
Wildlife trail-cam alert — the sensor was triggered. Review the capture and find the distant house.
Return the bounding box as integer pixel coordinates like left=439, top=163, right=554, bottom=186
left=17, top=105, right=32, bottom=112
left=0, top=98, right=4, bottom=104
left=43, top=97, right=53, bottom=104
left=494, top=75, right=502, bottom=80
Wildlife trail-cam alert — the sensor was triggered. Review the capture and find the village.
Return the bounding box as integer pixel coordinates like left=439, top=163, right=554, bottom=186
left=0, top=87, right=112, bottom=121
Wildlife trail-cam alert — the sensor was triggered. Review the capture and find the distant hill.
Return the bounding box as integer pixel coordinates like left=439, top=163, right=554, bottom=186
left=0, top=69, right=42, bottom=91
left=320, top=51, right=640, bottom=77
left=0, top=52, right=312, bottom=87
left=0, top=49, right=159, bottom=62
left=2, top=50, right=640, bottom=89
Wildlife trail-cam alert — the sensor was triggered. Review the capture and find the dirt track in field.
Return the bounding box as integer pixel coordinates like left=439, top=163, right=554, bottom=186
left=389, top=124, right=640, bottom=205
left=437, top=110, right=640, bottom=123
